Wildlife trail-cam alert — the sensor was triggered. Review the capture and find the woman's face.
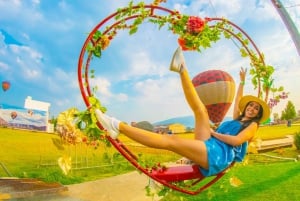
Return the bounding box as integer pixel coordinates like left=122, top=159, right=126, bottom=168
left=244, top=101, right=261, bottom=119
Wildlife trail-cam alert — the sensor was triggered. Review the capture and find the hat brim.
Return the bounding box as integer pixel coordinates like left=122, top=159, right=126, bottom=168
left=238, top=95, right=270, bottom=123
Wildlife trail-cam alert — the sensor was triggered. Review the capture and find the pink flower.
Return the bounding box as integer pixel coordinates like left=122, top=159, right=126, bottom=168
left=186, top=16, right=206, bottom=34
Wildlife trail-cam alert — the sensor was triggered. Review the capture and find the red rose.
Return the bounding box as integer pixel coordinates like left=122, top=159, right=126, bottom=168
left=186, top=16, right=205, bottom=34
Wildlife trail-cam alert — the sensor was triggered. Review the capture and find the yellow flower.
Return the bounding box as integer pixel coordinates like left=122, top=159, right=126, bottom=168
left=100, top=35, right=110, bottom=50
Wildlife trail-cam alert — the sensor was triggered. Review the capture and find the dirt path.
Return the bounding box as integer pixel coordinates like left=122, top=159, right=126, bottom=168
left=64, top=171, right=161, bottom=201
left=0, top=171, right=161, bottom=201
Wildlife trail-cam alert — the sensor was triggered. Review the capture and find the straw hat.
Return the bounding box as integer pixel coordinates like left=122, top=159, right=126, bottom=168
left=238, top=95, right=270, bottom=123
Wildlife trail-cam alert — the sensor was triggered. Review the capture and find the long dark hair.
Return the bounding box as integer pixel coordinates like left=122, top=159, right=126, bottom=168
left=235, top=101, right=264, bottom=131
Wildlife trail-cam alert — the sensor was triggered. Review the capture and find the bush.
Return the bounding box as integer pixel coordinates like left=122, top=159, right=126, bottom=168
left=294, top=132, right=300, bottom=150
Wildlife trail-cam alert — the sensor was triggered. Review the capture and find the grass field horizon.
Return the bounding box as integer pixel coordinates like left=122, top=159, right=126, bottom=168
left=0, top=125, right=299, bottom=200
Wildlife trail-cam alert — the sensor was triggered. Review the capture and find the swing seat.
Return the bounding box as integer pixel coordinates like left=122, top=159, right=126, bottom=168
left=107, top=137, right=235, bottom=195
left=150, top=164, right=203, bottom=182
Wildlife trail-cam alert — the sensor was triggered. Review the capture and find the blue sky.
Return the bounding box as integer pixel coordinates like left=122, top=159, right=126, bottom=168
left=0, top=0, right=299, bottom=123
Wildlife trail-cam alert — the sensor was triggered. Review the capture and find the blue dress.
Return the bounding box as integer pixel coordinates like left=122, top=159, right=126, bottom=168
left=199, top=120, right=248, bottom=176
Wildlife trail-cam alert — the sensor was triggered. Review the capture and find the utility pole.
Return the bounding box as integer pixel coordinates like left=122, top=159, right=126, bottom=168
left=271, top=0, right=300, bottom=56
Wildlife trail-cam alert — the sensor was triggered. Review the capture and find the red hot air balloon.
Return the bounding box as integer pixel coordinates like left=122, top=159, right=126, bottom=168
left=2, top=81, right=10, bottom=91
left=11, top=111, right=17, bottom=119
left=192, top=70, right=236, bottom=123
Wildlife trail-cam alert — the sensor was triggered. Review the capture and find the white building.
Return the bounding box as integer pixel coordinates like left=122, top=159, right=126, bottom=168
left=24, top=96, right=53, bottom=133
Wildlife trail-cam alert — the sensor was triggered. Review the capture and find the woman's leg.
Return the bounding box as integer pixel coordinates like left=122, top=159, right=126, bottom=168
left=95, top=109, right=208, bottom=168
left=171, top=48, right=211, bottom=140
left=119, top=122, right=209, bottom=169
left=94, top=47, right=212, bottom=168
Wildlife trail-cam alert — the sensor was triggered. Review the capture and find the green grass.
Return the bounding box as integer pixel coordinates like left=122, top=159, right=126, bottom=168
left=0, top=127, right=178, bottom=184
left=0, top=127, right=131, bottom=183
left=1, top=125, right=300, bottom=201
left=256, top=124, right=300, bottom=140
left=163, top=124, right=300, bottom=140
left=161, top=162, right=300, bottom=201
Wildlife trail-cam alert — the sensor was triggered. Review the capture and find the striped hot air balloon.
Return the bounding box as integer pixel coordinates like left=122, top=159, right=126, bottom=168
left=192, top=70, right=236, bottom=123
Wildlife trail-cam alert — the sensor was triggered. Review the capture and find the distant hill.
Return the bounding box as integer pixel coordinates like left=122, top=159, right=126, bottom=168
left=153, top=115, right=232, bottom=128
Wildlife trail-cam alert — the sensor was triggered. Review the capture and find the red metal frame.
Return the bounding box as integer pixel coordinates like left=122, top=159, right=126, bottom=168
left=77, top=4, right=264, bottom=195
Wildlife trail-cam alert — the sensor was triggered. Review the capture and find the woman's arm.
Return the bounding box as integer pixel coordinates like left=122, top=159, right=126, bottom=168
left=233, top=67, right=247, bottom=119
left=211, top=122, right=258, bottom=146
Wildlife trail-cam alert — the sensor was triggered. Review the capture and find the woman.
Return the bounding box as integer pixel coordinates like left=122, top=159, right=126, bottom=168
left=95, top=47, right=270, bottom=176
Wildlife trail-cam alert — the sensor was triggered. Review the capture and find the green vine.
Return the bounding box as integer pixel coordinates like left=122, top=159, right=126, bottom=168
left=73, top=0, right=290, bottom=197
left=75, top=96, right=111, bottom=146
left=79, top=0, right=286, bottom=142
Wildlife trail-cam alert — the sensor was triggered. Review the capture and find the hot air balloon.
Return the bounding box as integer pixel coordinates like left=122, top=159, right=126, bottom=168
left=2, top=81, right=10, bottom=91
left=11, top=111, right=17, bottom=120
left=192, top=70, right=236, bottom=123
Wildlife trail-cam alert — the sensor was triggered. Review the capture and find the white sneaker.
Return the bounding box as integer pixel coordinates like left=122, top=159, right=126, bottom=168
left=169, top=47, right=186, bottom=73
left=95, top=109, right=119, bottom=139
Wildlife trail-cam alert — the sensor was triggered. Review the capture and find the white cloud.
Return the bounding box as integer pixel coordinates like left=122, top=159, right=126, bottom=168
left=9, top=44, right=43, bottom=63
left=58, top=0, right=68, bottom=10
left=0, top=61, right=9, bottom=71
left=1, top=0, right=300, bottom=121
left=91, top=77, right=113, bottom=102
left=53, top=68, right=71, bottom=81
left=125, top=50, right=168, bottom=79
left=15, top=57, right=41, bottom=79
left=0, top=0, right=42, bottom=24
left=32, top=0, right=40, bottom=5
left=115, top=93, right=128, bottom=102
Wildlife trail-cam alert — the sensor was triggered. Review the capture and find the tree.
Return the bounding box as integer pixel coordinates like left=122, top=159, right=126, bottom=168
left=281, top=101, right=296, bottom=120
left=50, top=116, right=57, bottom=129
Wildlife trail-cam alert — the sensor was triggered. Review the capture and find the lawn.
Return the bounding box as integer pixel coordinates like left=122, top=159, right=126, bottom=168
left=161, top=162, right=300, bottom=201
left=0, top=124, right=299, bottom=200
left=0, top=127, right=179, bottom=184
left=256, top=124, right=300, bottom=139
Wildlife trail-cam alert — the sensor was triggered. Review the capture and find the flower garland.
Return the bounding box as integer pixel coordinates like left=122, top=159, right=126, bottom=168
left=87, top=2, right=226, bottom=54
left=86, top=1, right=285, bottom=104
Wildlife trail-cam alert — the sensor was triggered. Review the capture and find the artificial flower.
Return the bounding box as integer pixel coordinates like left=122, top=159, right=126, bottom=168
left=100, top=35, right=110, bottom=50
left=186, top=16, right=206, bottom=34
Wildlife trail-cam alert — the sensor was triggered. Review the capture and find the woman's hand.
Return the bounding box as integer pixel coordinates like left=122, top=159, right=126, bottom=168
left=233, top=67, right=247, bottom=119
left=210, top=128, right=216, bottom=137
left=239, top=67, right=247, bottom=83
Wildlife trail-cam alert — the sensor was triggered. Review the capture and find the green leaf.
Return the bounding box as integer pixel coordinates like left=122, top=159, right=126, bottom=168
left=129, top=26, right=138, bottom=35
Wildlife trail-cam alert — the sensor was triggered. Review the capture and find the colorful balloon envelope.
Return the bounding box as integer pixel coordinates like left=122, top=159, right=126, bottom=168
left=192, top=70, right=236, bottom=123
left=2, top=81, right=10, bottom=91
left=11, top=111, right=17, bottom=119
